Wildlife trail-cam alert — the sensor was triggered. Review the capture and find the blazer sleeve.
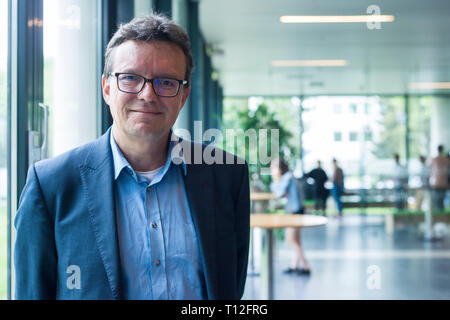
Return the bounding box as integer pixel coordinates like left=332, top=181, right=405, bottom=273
left=234, top=162, right=251, bottom=299
left=14, top=164, right=57, bottom=299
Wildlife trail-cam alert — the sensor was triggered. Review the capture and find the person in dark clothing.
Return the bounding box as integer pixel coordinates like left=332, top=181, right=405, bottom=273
left=305, top=160, right=329, bottom=215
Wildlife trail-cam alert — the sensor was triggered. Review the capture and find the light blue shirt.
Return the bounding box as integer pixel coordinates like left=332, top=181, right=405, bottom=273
left=270, top=172, right=302, bottom=213
left=110, top=129, right=206, bottom=300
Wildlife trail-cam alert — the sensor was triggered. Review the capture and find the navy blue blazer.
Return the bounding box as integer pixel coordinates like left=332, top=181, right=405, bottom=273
left=14, top=128, right=250, bottom=300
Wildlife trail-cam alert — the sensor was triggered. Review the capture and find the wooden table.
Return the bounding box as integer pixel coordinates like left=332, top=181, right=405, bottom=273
left=250, top=192, right=277, bottom=201
left=250, top=213, right=328, bottom=300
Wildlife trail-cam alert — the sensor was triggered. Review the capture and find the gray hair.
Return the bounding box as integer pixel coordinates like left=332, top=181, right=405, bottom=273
left=103, top=13, right=194, bottom=84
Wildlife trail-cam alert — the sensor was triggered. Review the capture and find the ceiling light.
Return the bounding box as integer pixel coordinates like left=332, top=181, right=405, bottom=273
left=280, top=15, right=395, bottom=23
left=408, top=82, right=450, bottom=90
left=272, top=60, right=348, bottom=67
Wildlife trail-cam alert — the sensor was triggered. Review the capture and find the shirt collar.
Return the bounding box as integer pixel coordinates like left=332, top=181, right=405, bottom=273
left=109, top=127, right=187, bottom=182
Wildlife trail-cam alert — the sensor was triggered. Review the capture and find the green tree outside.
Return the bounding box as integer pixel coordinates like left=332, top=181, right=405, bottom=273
left=372, top=96, right=406, bottom=160
left=222, top=98, right=298, bottom=188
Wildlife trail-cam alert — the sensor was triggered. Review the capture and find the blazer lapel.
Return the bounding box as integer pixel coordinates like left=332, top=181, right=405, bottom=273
left=79, top=128, right=122, bottom=299
left=183, top=159, right=219, bottom=300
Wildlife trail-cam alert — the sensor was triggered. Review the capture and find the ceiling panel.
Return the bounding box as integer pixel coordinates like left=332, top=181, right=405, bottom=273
left=199, top=0, right=450, bottom=96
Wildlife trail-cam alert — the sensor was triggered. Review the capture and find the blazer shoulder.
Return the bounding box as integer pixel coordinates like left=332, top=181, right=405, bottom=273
left=33, top=136, right=109, bottom=184
left=35, top=141, right=92, bottom=172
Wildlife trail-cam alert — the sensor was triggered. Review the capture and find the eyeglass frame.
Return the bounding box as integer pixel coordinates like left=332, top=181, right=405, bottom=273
left=108, top=72, right=189, bottom=97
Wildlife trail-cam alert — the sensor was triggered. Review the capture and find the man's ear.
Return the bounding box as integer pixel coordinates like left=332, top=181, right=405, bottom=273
left=102, top=75, right=111, bottom=105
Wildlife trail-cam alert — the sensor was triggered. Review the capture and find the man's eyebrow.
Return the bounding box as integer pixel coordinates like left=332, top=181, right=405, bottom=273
left=116, top=69, right=183, bottom=79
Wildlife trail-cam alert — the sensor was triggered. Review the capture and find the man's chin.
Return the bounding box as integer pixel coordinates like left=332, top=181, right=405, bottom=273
left=127, top=124, right=166, bottom=139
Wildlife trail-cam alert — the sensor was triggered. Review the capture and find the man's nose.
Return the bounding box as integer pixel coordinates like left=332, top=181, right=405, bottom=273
left=138, top=81, right=158, bottom=101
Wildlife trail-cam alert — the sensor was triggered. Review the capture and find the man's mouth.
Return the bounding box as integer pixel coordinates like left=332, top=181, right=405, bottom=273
left=130, top=110, right=163, bottom=115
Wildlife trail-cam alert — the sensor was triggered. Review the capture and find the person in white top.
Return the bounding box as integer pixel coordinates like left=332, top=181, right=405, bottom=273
left=430, top=145, right=450, bottom=211
left=270, top=158, right=310, bottom=275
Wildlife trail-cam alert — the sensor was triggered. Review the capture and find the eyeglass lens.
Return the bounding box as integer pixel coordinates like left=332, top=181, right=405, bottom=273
left=117, top=73, right=180, bottom=96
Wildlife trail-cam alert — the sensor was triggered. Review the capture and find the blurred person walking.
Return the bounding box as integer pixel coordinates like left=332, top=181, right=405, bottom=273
left=305, top=160, right=329, bottom=215
left=331, top=158, right=344, bottom=217
left=270, top=158, right=310, bottom=275
left=430, top=145, right=450, bottom=211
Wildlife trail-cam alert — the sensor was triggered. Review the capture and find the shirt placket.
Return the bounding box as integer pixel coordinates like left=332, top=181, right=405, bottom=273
left=145, top=185, right=169, bottom=299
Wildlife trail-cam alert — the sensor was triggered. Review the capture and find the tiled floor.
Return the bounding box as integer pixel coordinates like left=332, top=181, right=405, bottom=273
left=243, top=215, right=450, bottom=300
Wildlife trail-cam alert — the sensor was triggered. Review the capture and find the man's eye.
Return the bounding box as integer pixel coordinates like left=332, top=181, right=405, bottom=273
left=159, top=79, right=176, bottom=87
left=119, top=74, right=139, bottom=81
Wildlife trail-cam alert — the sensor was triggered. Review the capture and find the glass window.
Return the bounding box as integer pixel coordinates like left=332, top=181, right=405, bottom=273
left=334, top=132, right=342, bottom=141
left=0, top=0, right=8, bottom=300
left=223, top=95, right=436, bottom=198
left=363, top=96, right=406, bottom=190
left=43, top=0, right=101, bottom=158
left=134, top=0, right=154, bottom=17
left=349, top=132, right=358, bottom=141
left=409, top=96, right=432, bottom=159
left=333, top=104, right=342, bottom=114
left=372, top=96, right=406, bottom=159
left=408, top=95, right=432, bottom=188
left=301, top=96, right=397, bottom=190
left=173, top=0, right=188, bottom=29
left=349, top=103, right=357, bottom=113
left=364, top=131, right=373, bottom=142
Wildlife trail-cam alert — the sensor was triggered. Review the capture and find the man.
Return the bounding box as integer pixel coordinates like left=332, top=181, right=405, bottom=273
left=430, top=145, right=450, bottom=211
left=305, top=160, right=328, bottom=215
left=14, top=14, right=250, bottom=300
left=330, top=158, right=344, bottom=217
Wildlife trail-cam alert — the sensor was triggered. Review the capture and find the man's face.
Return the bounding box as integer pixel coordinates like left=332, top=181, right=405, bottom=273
left=102, top=40, right=190, bottom=140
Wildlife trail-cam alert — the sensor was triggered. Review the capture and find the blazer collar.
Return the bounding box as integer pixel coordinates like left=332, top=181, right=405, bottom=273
left=78, top=127, right=122, bottom=299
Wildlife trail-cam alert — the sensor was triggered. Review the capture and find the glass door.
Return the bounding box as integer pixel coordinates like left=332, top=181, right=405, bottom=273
left=43, top=0, right=101, bottom=158
left=0, top=0, right=9, bottom=300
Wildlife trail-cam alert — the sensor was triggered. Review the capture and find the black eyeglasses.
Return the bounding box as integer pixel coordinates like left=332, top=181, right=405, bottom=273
left=108, top=72, right=188, bottom=97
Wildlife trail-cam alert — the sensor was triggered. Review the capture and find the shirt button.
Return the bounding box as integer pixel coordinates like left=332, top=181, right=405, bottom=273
left=152, top=222, right=157, bottom=228
left=156, top=260, right=161, bottom=266
left=147, top=186, right=151, bottom=192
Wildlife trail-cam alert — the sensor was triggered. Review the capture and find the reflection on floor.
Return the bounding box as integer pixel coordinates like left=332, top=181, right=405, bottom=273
left=243, top=215, right=450, bottom=300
